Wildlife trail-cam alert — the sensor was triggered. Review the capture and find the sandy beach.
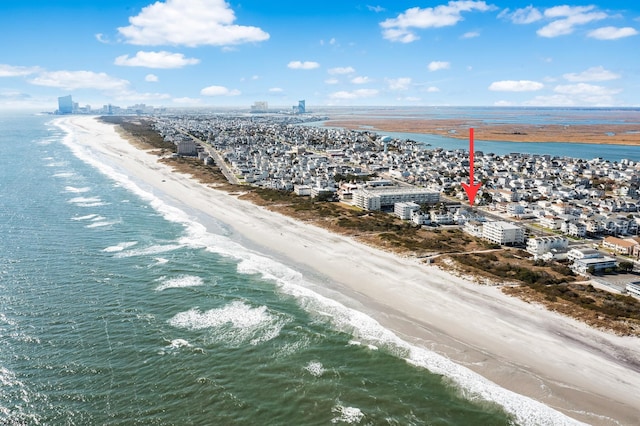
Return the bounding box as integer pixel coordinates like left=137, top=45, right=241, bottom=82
left=60, top=115, right=640, bottom=425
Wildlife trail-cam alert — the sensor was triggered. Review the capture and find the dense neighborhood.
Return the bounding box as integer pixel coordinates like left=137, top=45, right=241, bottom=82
left=151, top=113, right=640, bottom=298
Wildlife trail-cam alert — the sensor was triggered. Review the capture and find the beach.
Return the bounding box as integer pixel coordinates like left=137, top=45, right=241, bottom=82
left=61, top=115, right=640, bottom=425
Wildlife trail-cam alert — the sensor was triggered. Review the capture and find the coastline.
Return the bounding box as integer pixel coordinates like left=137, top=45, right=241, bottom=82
left=58, top=115, right=640, bottom=425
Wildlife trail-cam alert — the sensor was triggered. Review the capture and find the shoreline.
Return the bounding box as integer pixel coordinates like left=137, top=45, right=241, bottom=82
left=58, top=115, right=640, bottom=425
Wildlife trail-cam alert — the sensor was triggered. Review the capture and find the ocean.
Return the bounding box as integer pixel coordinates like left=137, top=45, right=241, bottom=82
left=1, top=113, right=584, bottom=425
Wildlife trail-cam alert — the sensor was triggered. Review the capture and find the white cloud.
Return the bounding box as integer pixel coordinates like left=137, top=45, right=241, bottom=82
left=367, top=5, right=385, bottom=13
left=494, top=100, right=515, bottom=106
left=427, top=86, right=441, bottom=92
left=563, top=66, right=620, bottom=82
left=200, top=85, right=241, bottom=96
left=489, top=80, right=544, bottom=91
left=537, top=5, right=607, bottom=38
left=95, top=33, right=110, bottom=44
left=587, top=26, right=638, bottom=40
left=268, top=87, right=284, bottom=93
left=114, top=51, right=200, bottom=68
left=526, top=83, right=621, bottom=106
left=380, top=1, right=494, bottom=43
left=428, top=61, right=450, bottom=71
left=523, top=95, right=577, bottom=107
left=30, top=70, right=130, bottom=91
left=118, top=0, right=269, bottom=47
left=329, top=89, right=379, bottom=100
left=387, top=77, right=412, bottom=91
left=328, top=66, right=355, bottom=75
left=461, top=31, right=480, bottom=38
left=115, top=91, right=172, bottom=102
left=325, top=78, right=339, bottom=85
left=554, top=83, right=620, bottom=96
left=0, top=64, right=40, bottom=77
left=145, top=73, right=159, bottom=82
left=172, top=97, right=203, bottom=105
left=351, top=76, right=372, bottom=84
left=288, top=61, right=320, bottom=70
left=498, top=6, right=542, bottom=24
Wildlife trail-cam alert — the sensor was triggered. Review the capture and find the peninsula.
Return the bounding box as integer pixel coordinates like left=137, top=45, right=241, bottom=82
left=57, top=114, right=640, bottom=426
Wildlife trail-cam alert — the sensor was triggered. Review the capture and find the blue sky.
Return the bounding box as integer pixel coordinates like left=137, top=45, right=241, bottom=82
left=1, top=0, right=638, bottom=110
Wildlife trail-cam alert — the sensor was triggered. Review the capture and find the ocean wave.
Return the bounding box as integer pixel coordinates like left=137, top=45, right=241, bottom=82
left=85, top=220, right=120, bottom=228
left=68, top=196, right=102, bottom=204
left=64, top=186, right=91, bottom=193
left=71, top=214, right=99, bottom=221
left=77, top=202, right=108, bottom=207
left=168, top=300, right=288, bottom=346
left=102, top=241, right=138, bottom=253
left=304, top=361, right=325, bottom=377
left=114, top=243, right=184, bottom=258
left=155, top=275, right=204, bottom=291
left=52, top=172, right=75, bottom=178
left=331, top=405, right=364, bottom=424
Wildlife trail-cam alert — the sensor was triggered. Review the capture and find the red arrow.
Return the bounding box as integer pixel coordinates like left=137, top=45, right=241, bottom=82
left=461, top=128, right=481, bottom=205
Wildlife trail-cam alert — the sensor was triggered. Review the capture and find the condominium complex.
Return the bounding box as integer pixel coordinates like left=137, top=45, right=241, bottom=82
left=526, top=236, right=569, bottom=257
left=353, top=187, right=439, bottom=211
left=482, top=221, right=525, bottom=245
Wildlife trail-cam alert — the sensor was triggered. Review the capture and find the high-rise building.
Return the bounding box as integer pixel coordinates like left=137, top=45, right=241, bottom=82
left=298, top=100, right=305, bottom=114
left=58, top=95, right=73, bottom=114
left=250, top=101, right=268, bottom=113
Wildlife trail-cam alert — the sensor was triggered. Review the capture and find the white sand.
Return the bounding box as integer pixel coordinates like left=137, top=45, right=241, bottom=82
left=59, top=116, right=640, bottom=425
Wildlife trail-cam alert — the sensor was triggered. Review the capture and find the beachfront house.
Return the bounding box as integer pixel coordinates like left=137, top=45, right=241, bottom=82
left=526, top=236, right=569, bottom=260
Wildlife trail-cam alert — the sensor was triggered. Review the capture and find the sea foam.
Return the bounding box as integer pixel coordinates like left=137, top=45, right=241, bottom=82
left=102, top=242, right=138, bottom=253
left=64, top=186, right=90, bottom=193
left=304, top=361, right=326, bottom=377
left=168, top=301, right=287, bottom=346
left=331, top=405, right=364, bottom=424
left=155, top=275, right=204, bottom=291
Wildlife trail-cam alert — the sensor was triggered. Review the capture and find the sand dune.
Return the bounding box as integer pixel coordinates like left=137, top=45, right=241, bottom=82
left=59, top=115, right=640, bottom=425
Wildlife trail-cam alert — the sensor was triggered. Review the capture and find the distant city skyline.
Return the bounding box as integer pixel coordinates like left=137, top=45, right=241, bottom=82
left=0, top=0, right=638, bottom=109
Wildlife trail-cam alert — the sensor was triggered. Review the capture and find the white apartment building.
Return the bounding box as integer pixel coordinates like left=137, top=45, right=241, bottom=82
left=430, top=210, right=455, bottom=225
left=176, top=138, right=198, bottom=156
left=463, top=220, right=484, bottom=238
left=394, top=202, right=421, bottom=220
left=482, top=221, right=525, bottom=245
left=526, top=236, right=569, bottom=258
left=572, top=256, right=617, bottom=274
left=352, top=187, right=439, bottom=211
left=626, top=282, right=640, bottom=298
left=567, top=248, right=604, bottom=262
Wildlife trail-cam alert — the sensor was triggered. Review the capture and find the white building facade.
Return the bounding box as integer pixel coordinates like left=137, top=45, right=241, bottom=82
left=526, top=236, right=569, bottom=258
left=353, top=187, right=439, bottom=211
left=482, top=221, right=525, bottom=245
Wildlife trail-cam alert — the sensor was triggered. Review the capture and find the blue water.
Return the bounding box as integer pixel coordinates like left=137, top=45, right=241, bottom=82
left=311, top=107, right=640, bottom=162
left=0, top=113, right=582, bottom=425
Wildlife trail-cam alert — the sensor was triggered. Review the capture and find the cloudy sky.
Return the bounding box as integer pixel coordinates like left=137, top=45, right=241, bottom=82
left=0, top=0, right=638, bottom=110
